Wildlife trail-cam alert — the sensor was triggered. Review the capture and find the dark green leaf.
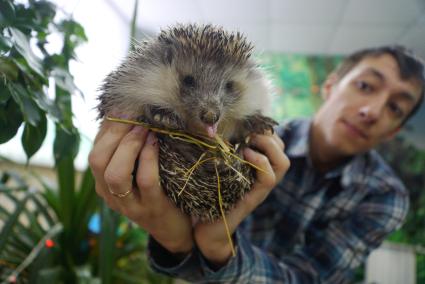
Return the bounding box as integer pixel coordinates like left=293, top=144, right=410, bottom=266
left=41, top=188, right=61, bottom=221
left=0, top=80, right=11, bottom=104
left=99, top=203, right=119, bottom=284
left=74, top=168, right=97, bottom=242
left=51, top=67, right=79, bottom=94
left=0, top=191, right=32, bottom=253
left=0, top=0, right=15, bottom=26
left=0, top=57, right=19, bottom=79
left=53, top=124, right=80, bottom=162
left=0, top=35, right=13, bottom=51
left=0, top=97, right=23, bottom=144
left=21, top=113, right=47, bottom=160
left=33, top=90, right=62, bottom=122
left=55, top=155, right=76, bottom=229
left=8, top=27, right=44, bottom=76
left=31, top=195, right=56, bottom=227
left=44, top=54, right=66, bottom=70
left=12, top=4, right=37, bottom=35
left=33, top=1, right=56, bottom=28
left=9, top=83, right=42, bottom=126
left=57, top=19, right=88, bottom=42
left=35, top=266, right=63, bottom=284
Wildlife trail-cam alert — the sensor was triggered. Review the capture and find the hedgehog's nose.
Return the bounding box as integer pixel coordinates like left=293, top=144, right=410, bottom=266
left=200, top=109, right=220, bottom=125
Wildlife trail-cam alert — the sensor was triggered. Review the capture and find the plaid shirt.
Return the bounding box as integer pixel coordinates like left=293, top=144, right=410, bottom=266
left=148, top=118, right=409, bottom=283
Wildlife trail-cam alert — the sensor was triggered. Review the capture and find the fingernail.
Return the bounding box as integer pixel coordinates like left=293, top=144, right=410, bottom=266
left=118, top=114, right=130, bottom=119
left=146, top=132, right=157, bottom=145
left=132, top=126, right=145, bottom=133
left=243, top=147, right=254, bottom=157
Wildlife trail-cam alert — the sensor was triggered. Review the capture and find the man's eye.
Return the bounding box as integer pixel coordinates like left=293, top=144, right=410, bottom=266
left=388, top=102, right=404, bottom=117
left=356, top=81, right=373, bottom=93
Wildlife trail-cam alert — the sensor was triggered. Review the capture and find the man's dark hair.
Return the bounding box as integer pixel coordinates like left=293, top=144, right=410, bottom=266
left=333, top=45, right=425, bottom=125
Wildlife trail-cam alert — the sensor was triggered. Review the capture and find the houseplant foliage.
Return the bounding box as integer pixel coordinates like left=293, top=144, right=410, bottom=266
left=0, top=0, right=172, bottom=283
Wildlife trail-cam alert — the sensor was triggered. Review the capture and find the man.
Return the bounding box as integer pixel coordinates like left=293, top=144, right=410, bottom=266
left=89, top=45, right=424, bottom=283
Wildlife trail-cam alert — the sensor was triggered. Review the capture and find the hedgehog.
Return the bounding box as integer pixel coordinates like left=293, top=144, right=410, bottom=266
left=98, top=24, right=277, bottom=221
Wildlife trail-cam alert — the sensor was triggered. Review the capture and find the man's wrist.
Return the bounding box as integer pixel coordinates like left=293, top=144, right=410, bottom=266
left=149, top=236, right=194, bottom=267
left=198, top=241, right=233, bottom=268
left=159, top=238, right=194, bottom=255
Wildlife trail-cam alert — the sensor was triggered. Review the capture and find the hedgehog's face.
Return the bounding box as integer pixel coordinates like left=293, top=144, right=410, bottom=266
left=175, top=60, right=247, bottom=138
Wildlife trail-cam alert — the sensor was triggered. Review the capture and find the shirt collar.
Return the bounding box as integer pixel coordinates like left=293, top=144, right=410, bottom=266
left=285, top=118, right=311, bottom=158
left=283, top=118, right=367, bottom=180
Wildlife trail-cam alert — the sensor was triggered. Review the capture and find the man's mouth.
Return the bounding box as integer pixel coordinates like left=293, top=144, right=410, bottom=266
left=341, top=119, right=369, bottom=140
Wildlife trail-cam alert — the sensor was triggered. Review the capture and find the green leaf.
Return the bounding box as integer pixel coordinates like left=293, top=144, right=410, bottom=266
left=0, top=57, right=19, bottom=79
left=0, top=0, right=15, bottom=26
left=35, top=266, right=63, bottom=284
left=55, top=153, right=76, bottom=228
left=21, top=113, right=47, bottom=160
left=33, top=90, right=62, bottom=122
left=0, top=97, right=23, bottom=144
left=0, top=191, right=32, bottom=253
left=32, top=1, right=56, bottom=29
left=51, top=67, right=79, bottom=94
left=31, top=194, right=56, bottom=227
left=0, top=35, right=13, bottom=51
left=53, top=125, right=80, bottom=162
left=0, top=80, right=11, bottom=104
left=57, top=19, right=88, bottom=42
left=74, top=168, right=97, bottom=242
left=99, top=203, right=119, bottom=284
left=8, top=27, right=44, bottom=76
left=42, top=187, right=61, bottom=221
left=9, top=83, right=42, bottom=126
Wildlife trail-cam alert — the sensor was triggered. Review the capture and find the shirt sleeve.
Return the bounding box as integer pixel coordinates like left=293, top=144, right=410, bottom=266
left=147, top=236, right=204, bottom=281
left=148, top=186, right=409, bottom=283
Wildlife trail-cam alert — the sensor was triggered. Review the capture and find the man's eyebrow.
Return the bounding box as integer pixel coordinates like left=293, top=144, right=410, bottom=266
left=362, top=68, right=385, bottom=82
left=397, top=91, right=417, bottom=103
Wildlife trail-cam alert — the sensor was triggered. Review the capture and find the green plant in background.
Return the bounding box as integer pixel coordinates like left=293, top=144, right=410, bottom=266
left=0, top=0, right=172, bottom=283
left=377, top=137, right=425, bottom=283
left=258, top=53, right=341, bottom=121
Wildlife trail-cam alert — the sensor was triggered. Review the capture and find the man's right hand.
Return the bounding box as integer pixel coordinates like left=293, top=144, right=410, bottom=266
left=88, top=119, right=193, bottom=254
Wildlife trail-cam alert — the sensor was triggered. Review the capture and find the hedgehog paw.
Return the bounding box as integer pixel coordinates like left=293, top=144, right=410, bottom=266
left=145, top=106, right=183, bottom=130
left=244, top=114, right=278, bottom=135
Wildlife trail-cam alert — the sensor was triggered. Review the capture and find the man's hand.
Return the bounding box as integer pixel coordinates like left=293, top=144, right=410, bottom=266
left=194, top=133, right=290, bottom=265
left=88, top=119, right=193, bottom=254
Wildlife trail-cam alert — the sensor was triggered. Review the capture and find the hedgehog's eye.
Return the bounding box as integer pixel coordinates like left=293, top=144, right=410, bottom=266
left=182, top=75, right=195, bottom=88
left=225, top=81, right=234, bottom=93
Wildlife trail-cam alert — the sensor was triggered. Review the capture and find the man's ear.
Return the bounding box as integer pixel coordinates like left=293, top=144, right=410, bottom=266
left=321, top=73, right=338, bottom=100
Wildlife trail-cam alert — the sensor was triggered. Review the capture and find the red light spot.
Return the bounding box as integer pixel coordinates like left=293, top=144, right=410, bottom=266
left=45, top=239, right=55, bottom=248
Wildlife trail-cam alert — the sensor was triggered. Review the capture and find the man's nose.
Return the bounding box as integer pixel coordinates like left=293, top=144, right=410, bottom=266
left=358, top=97, right=387, bottom=124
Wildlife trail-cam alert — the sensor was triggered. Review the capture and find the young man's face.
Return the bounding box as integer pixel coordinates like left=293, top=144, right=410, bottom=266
left=315, top=54, right=423, bottom=156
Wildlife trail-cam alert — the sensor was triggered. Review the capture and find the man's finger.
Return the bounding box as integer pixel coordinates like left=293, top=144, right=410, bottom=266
left=136, top=132, right=162, bottom=199
left=249, top=134, right=284, bottom=171
left=104, top=126, right=148, bottom=199
left=93, top=118, right=132, bottom=145
left=243, top=147, right=275, bottom=188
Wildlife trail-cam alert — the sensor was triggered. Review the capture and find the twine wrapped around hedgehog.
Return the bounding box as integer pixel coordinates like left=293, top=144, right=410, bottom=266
left=98, top=24, right=277, bottom=222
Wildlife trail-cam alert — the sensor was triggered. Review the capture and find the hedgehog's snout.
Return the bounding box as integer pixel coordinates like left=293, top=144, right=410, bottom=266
left=199, top=108, right=220, bottom=125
